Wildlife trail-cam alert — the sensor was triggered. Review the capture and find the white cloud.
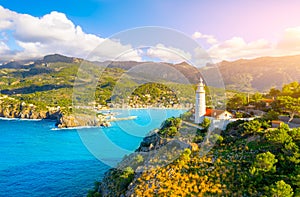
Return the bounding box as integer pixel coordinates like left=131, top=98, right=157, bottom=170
left=146, top=44, right=192, bottom=63
left=277, top=26, right=300, bottom=53
left=88, top=39, right=142, bottom=61
left=192, top=31, right=217, bottom=44
left=116, top=49, right=143, bottom=61
left=208, top=37, right=273, bottom=61
left=0, top=41, right=10, bottom=54
left=194, top=27, right=300, bottom=62
left=0, top=6, right=141, bottom=61
left=193, top=46, right=212, bottom=67
left=0, top=20, right=13, bottom=30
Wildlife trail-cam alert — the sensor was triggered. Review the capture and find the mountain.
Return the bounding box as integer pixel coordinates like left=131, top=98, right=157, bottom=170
left=1, top=53, right=299, bottom=93
left=96, top=55, right=300, bottom=92
left=98, top=61, right=200, bottom=84
left=216, top=55, right=300, bottom=92
left=0, top=54, right=81, bottom=69
left=40, top=54, right=82, bottom=64
left=0, top=60, right=36, bottom=69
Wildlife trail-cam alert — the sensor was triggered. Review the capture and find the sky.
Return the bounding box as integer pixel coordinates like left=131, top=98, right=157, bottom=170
left=1, top=0, right=300, bottom=63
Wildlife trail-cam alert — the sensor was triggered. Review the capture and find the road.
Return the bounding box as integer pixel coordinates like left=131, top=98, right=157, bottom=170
left=182, top=121, right=203, bottom=130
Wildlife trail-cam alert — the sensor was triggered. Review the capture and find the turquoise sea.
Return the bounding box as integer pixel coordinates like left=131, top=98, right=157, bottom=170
left=0, top=109, right=185, bottom=197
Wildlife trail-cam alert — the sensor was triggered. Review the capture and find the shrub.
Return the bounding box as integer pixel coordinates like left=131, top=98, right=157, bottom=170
left=242, top=120, right=262, bottom=136
left=193, top=135, right=203, bottom=143
left=250, top=152, right=278, bottom=175
left=198, top=117, right=211, bottom=133
left=134, top=154, right=144, bottom=164
left=158, top=117, right=182, bottom=137
left=225, top=119, right=245, bottom=132
left=263, top=110, right=279, bottom=121
left=210, top=134, right=224, bottom=144
left=269, top=180, right=294, bottom=197
left=121, top=167, right=134, bottom=179
left=266, top=124, right=292, bottom=145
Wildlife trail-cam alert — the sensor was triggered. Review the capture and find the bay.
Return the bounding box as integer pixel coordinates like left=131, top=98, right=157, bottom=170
left=0, top=109, right=185, bottom=197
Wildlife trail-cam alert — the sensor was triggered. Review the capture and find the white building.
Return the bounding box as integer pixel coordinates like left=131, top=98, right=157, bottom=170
left=194, top=78, right=206, bottom=123
left=194, top=78, right=233, bottom=126
left=205, top=109, right=233, bottom=120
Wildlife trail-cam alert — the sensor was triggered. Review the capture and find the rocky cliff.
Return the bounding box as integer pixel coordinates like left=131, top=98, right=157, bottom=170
left=95, top=131, right=168, bottom=197
left=56, top=114, right=110, bottom=128
left=0, top=102, right=61, bottom=120
left=93, top=117, right=195, bottom=197
left=0, top=96, right=110, bottom=128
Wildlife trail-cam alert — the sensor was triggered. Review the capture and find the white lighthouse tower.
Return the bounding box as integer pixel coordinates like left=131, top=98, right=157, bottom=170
left=195, top=78, right=206, bottom=124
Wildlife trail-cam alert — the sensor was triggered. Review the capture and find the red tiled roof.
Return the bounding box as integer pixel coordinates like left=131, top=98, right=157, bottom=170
left=205, top=109, right=229, bottom=117
left=205, top=108, right=213, bottom=116
left=260, top=99, right=274, bottom=103
left=271, top=120, right=283, bottom=124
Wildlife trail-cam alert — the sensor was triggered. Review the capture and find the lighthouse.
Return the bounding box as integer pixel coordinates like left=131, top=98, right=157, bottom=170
left=195, top=78, right=206, bottom=124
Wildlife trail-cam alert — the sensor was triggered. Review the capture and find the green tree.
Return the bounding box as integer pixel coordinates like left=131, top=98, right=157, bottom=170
left=283, top=141, right=300, bottom=163
left=288, top=128, right=300, bottom=141
left=266, top=124, right=292, bottom=145
left=180, top=148, right=192, bottom=163
left=199, top=117, right=211, bottom=133
left=250, top=92, right=265, bottom=109
left=277, top=96, right=300, bottom=122
left=269, top=180, right=294, bottom=197
left=121, top=167, right=134, bottom=179
left=282, top=81, right=300, bottom=98
left=250, top=152, right=278, bottom=175
left=118, top=167, right=135, bottom=192
left=166, top=126, right=178, bottom=137
left=159, top=117, right=182, bottom=137
left=251, top=92, right=263, bottom=103
left=268, top=87, right=281, bottom=98
left=210, top=133, right=224, bottom=144
left=161, top=117, right=182, bottom=130
left=242, top=120, right=263, bottom=136
left=263, top=110, right=279, bottom=121
left=227, top=93, right=247, bottom=110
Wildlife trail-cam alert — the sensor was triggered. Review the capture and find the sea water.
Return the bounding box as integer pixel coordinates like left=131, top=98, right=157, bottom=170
left=0, top=109, right=185, bottom=197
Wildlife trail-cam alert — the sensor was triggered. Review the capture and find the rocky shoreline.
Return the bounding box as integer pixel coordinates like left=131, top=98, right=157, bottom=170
left=0, top=111, right=111, bottom=128
left=0, top=100, right=187, bottom=129
left=0, top=105, right=111, bottom=128
left=0, top=94, right=187, bottom=128
left=57, top=114, right=111, bottom=128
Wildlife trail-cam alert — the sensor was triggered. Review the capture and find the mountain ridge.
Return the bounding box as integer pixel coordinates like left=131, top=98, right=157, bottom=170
left=1, top=53, right=299, bottom=92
